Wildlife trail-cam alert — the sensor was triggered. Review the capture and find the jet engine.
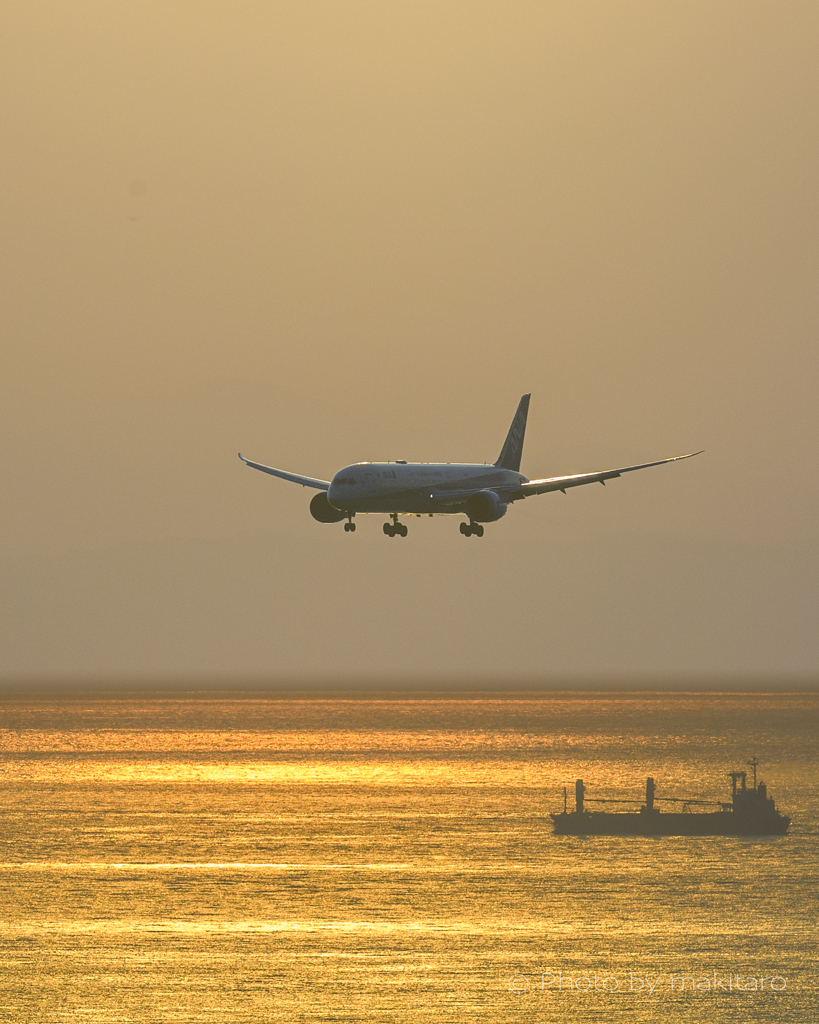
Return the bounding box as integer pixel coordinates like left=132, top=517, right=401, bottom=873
left=310, top=492, right=347, bottom=523
left=465, top=489, right=508, bottom=523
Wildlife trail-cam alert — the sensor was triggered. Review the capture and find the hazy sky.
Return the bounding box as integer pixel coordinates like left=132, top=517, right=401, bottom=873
left=2, top=2, right=818, bottom=682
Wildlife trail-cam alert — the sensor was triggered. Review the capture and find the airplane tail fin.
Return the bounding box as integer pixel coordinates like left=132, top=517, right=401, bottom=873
left=495, top=394, right=530, bottom=472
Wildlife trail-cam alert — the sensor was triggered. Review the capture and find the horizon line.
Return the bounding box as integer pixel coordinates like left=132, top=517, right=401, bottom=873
left=0, top=675, right=817, bottom=700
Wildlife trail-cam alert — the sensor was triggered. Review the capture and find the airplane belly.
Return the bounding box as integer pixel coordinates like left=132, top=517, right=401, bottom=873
left=338, top=491, right=462, bottom=515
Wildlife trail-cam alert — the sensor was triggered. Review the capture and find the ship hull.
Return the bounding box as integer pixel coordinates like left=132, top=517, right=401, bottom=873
left=551, top=811, right=790, bottom=837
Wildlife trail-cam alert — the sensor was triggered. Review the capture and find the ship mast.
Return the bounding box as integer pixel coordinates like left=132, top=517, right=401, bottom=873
left=747, top=757, right=759, bottom=791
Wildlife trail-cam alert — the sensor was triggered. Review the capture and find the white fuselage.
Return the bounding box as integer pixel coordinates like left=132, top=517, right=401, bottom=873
left=327, top=462, right=527, bottom=515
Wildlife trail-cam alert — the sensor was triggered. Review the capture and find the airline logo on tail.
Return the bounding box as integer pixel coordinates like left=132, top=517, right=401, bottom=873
left=495, top=393, right=531, bottom=472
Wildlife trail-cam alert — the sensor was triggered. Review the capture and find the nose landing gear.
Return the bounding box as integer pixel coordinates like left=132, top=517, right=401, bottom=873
left=344, top=517, right=356, bottom=533
left=383, top=514, right=408, bottom=538
left=459, top=521, right=484, bottom=538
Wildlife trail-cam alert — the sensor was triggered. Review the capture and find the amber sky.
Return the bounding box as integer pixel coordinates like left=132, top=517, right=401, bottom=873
left=1, top=2, right=817, bottom=682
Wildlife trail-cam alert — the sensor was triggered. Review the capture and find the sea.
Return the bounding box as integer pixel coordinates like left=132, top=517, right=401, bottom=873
left=0, top=692, right=816, bottom=1023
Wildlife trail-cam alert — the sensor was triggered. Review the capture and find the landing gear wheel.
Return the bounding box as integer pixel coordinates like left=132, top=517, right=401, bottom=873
left=473, top=523, right=484, bottom=537
left=349, top=522, right=356, bottom=532
left=385, top=514, right=405, bottom=537
left=459, top=522, right=471, bottom=536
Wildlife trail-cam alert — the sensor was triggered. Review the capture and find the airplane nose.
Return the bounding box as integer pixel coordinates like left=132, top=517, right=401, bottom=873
left=327, top=479, right=347, bottom=508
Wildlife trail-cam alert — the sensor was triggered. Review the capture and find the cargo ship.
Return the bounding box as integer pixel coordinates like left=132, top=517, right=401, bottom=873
left=551, top=759, right=790, bottom=836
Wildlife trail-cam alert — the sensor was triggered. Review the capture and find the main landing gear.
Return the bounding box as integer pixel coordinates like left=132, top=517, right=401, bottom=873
left=459, top=521, right=484, bottom=538
left=383, top=514, right=408, bottom=538
left=343, top=517, right=356, bottom=533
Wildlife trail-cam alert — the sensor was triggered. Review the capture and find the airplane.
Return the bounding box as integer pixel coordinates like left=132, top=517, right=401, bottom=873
left=238, top=394, right=701, bottom=538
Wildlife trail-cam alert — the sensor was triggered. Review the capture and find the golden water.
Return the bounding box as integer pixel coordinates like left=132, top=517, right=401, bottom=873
left=0, top=694, right=816, bottom=1022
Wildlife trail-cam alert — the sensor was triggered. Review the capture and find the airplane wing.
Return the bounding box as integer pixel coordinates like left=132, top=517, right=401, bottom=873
left=502, top=451, right=703, bottom=501
left=238, top=453, right=330, bottom=490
